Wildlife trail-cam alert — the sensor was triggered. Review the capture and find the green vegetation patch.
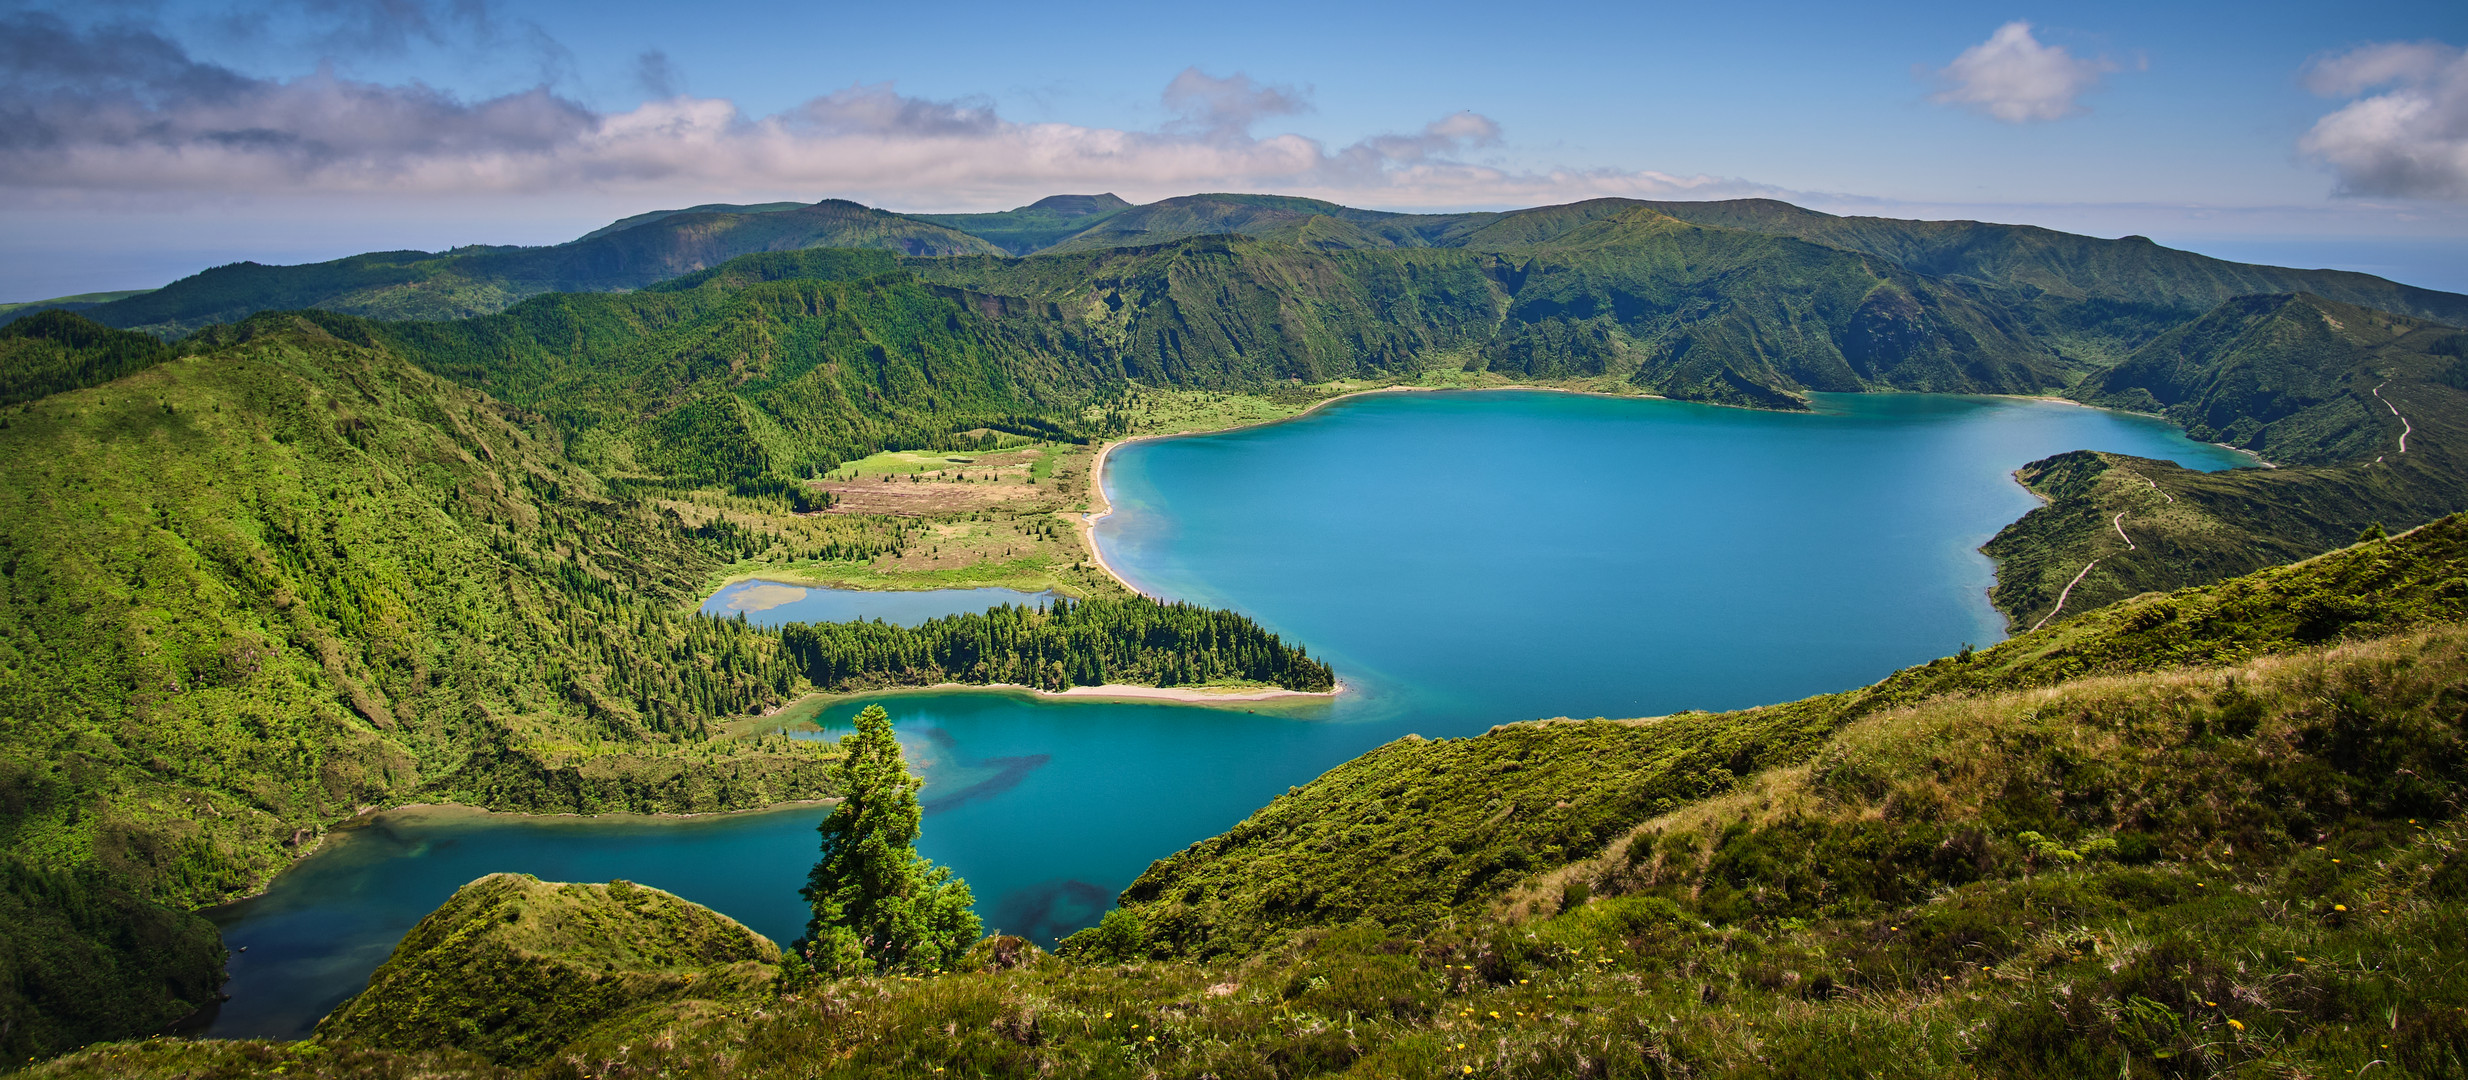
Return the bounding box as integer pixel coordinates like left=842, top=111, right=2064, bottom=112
left=316, top=873, right=780, bottom=1066
left=0, top=311, right=178, bottom=407
left=780, top=595, right=1337, bottom=694
left=0, top=313, right=831, bottom=1061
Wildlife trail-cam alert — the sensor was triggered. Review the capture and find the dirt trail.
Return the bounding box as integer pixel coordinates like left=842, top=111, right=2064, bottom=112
left=2031, top=510, right=2143, bottom=633
left=2374, top=383, right=2412, bottom=454
left=2030, top=558, right=2104, bottom=633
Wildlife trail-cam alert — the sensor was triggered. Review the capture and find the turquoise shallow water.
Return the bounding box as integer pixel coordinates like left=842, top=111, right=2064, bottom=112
left=205, top=390, right=2250, bottom=1038
left=700, top=581, right=1059, bottom=627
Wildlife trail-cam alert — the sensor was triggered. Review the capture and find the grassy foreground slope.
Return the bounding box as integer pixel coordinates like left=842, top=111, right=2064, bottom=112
left=0, top=313, right=835, bottom=1061
left=38, top=514, right=2468, bottom=1080
left=316, top=874, right=781, bottom=1066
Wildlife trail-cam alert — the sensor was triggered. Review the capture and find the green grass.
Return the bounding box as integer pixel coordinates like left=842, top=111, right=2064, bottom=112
left=707, top=556, right=1091, bottom=599
left=316, top=874, right=781, bottom=1066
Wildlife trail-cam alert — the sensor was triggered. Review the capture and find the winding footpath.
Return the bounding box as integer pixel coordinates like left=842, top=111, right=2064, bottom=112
left=2029, top=499, right=2157, bottom=634
left=2374, top=383, right=2412, bottom=455
left=2029, top=557, right=2104, bottom=634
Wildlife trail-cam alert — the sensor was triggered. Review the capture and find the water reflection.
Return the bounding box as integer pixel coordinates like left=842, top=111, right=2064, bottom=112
left=990, top=880, right=1114, bottom=942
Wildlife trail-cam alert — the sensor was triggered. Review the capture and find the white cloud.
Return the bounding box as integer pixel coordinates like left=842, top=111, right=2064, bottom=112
left=2299, top=41, right=2468, bottom=202
left=1930, top=22, right=2117, bottom=123
left=0, top=12, right=1760, bottom=211
left=1160, top=68, right=1309, bottom=139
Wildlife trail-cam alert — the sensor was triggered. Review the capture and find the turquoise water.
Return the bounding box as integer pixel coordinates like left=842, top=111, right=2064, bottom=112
left=700, top=581, right=1059, bottom=627
left=205, top=390, right=2250, bottom=1038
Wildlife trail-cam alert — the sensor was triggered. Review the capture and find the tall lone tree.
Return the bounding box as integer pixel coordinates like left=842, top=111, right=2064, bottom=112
left=797, top=705, right=981, bottom=975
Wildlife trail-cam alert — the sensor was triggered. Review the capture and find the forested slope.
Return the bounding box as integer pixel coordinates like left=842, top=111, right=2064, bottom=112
left=359, top=260, right=1127, bottom=490
left=0, top=313, right=836, bottom=1061
left=907, top=213, right=2075, bottom=409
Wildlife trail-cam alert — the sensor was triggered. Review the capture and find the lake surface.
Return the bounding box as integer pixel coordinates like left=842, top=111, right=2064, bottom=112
left=700, top=581, right=1059, bottom=627
left=206, top=390, right=2250, bottom=1038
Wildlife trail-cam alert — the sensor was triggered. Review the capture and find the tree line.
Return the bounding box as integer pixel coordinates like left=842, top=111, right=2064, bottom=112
left=776, top=596, right=1336, bottom=693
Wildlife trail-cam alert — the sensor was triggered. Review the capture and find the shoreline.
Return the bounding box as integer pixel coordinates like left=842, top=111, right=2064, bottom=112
left=361, top=798, right=838, bottom=828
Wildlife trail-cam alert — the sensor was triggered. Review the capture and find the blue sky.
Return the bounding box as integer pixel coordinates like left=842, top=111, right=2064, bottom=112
left=4, top=0, right=2465, bottom=298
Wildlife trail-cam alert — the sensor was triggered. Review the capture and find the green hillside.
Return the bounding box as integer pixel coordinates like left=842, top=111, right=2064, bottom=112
left=36, top=514, right=2468, bottom=1080
left=0, top=313, right=839, bottom=1060
left=1633, top=199, right=2468, bottom=329
left=316, top=874, right=782, bottom=1065
left=1974, top=296, right=2468, bottom=625
left=911, top=217, right=2072, bottom=408
left=0, top=310, right=180, bottom=407
left=362, top=260, right=1123, bottom=490
left=75, top=201, right=1000, bottom=338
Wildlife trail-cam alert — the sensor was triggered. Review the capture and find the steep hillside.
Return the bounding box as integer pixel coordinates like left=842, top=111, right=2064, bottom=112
left=2074, top=293, right=2462, bottom=464
left=366, top=261, right=1124, bottom=489
left=0, top=314, right=837, bottom=1061
left=909, top=239, right=1507, bottom=387
left=78, top=201, right=1000, bottom=338
left=911, top=218, right=2071, bottom=408
left=981, top=192, right=2468, bottom=338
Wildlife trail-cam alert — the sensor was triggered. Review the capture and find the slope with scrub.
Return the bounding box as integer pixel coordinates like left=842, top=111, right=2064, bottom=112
left=0, top=312, right=836, bottom=1062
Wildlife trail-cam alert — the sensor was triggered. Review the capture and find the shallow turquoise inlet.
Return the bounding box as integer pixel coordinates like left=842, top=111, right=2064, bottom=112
left=700, top=580, right=1060, bottom=627
left=206, top=390, right=2250, bottom=1038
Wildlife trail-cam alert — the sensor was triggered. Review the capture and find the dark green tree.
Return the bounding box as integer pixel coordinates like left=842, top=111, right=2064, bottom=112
left=797, top=705, right=981, bottom=976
